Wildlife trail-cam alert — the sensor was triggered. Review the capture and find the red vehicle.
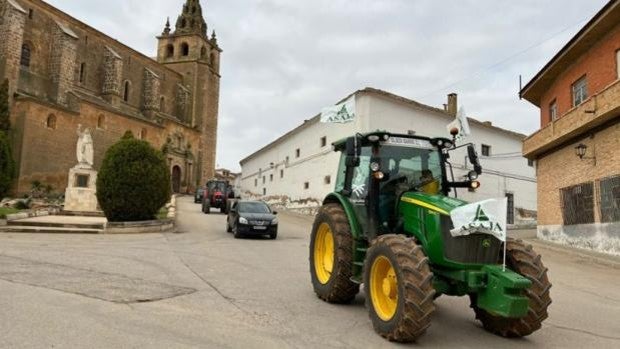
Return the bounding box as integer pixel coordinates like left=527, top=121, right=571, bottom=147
left=201, top=180, right=234, bottom=214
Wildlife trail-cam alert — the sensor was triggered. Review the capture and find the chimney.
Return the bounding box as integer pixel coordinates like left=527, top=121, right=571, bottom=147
left=447, top=93, right=457, bottom=117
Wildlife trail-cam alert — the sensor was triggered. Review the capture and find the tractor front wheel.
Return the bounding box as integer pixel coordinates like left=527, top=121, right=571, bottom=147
left=309, top=203, right=359, bottom=303
left=470, top=238, right=552, bottom=337
left=364, top=235, right=436, bottom=342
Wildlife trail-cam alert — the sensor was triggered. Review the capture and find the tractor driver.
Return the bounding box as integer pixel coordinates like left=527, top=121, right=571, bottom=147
left=418, top=169, right=440, bottom=195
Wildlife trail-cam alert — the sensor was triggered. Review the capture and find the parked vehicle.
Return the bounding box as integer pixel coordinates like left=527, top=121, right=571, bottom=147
left=202, top=180, right=233, bottom=214
left=194, top=188, right=205, bottom=203
left=227, top=200, right=278, bottom=239
left=309, top=130, right=551, bottom=342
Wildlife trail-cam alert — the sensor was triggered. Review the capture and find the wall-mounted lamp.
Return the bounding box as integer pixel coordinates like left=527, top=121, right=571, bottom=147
left=575, top=143, right=596, bottom=163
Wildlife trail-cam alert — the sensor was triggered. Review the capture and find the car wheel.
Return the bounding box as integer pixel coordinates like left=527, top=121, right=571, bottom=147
left=269, top=232, right=277, bottom=240
left=233, top=225, right=243, bottom=239
left=226, top=222, right=232, bottom=233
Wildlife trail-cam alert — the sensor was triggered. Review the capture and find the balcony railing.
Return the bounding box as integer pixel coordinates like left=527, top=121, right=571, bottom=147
left=523, top=79, right=620, bottom=158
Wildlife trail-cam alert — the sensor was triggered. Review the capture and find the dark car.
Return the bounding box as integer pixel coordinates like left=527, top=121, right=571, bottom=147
left=227, top=201, right=278, bottom=239
left=194, top=188, right=205, bottom=203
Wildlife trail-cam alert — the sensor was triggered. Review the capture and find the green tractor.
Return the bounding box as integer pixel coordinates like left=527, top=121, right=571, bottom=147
left=309, top=131, right=551, bottom=342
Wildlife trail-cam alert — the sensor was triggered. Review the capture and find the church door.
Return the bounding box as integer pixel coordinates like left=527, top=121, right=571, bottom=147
left=172, top=166, right=182, bottom=193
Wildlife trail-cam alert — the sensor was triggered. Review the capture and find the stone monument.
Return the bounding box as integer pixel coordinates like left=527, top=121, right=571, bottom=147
left=64, top=126, right=100, bottom=212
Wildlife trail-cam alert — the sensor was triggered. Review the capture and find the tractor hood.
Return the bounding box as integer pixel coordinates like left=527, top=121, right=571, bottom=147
left=400, top=192, right=467, bottom=216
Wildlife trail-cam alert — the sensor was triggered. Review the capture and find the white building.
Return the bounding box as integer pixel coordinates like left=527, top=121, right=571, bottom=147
left=239, top=88, right=537, bottom=224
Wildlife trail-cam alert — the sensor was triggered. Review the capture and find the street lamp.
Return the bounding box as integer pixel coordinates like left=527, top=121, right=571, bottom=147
left=575, top=143, right=588, bottom=159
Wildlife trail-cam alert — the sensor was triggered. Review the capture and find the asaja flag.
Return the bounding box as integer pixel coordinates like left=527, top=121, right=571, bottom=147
left=446, top=107, right=471, bottom=142
left=449, top=198, right=508, bottom=241
left=321, top=96, right=356, bottom=124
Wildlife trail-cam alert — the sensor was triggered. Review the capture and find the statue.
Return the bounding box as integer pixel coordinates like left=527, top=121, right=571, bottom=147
left=76, top=125, right=94, bottom=167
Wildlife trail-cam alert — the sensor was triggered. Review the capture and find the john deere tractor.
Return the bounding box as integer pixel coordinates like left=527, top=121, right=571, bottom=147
left=309, top=131, right=551, bottom=342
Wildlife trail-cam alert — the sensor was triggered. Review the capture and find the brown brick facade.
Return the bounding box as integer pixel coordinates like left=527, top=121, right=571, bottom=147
left=0, top=0, right=220, bottom=195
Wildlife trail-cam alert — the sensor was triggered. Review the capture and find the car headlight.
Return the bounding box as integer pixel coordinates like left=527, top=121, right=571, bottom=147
left=271, top=218, right=278, bottom=225
left=239, top=217, right=248, bottom=224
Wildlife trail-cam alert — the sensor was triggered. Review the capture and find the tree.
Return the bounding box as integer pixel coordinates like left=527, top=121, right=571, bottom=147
left=0, top=132, right=15, bottom=199
left=0, top=79, right=10, bottom=132
left=96, top=136, right=171, bottom=222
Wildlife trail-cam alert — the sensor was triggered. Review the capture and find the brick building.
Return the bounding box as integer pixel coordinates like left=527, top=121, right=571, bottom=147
left=521, top=0, right=620, bottom=254
left=0, top=0, right=221, bottom=195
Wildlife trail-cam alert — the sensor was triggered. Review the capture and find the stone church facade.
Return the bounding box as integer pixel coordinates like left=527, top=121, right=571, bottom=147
left=0, top=0, right=221, bottom=194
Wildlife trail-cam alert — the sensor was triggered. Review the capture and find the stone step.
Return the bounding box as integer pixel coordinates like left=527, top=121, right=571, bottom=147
left=6, top=220, right=105, bottom=229
left=0, top=226, right=103, bottom=234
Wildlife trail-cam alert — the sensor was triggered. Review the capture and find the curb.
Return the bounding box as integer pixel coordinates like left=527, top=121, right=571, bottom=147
left=526, top=238, right=620, bottom=269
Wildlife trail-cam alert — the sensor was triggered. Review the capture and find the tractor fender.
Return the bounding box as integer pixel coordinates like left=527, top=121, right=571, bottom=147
left=323, top=192, right=362, bottom=240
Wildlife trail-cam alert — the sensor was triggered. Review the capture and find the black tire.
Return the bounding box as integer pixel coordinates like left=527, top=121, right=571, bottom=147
left=269, top=232, right=277, bottom=240
left=470, top=238, right=552, bottom=337
left=226, top=222, right=232, bottom=233
left=309, top=203, right=359, bottom=303
left=233, top=223, right=243, bottom=239
left=204, top=203, right=210, bottom=214
left=220, top=206, right=225, bottom=214
left=364, top=235, right=436, bottom=343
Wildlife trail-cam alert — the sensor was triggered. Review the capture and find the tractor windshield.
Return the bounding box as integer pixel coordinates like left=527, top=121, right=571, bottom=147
left=378, top=144, right=443, bottom=196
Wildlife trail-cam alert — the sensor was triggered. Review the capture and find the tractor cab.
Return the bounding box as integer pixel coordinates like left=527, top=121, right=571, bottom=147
left=333, top=131, right=481, bottom=240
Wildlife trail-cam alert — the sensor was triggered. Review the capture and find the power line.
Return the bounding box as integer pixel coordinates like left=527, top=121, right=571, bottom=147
left=420, top=16, right=590, bottom=99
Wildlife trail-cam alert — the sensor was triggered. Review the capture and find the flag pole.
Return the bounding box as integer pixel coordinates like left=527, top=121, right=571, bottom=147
left=503, top=238, right=507, bottom=272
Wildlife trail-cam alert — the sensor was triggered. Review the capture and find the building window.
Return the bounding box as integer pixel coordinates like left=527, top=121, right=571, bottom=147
left=280, top=169, right=284, bottom=178
left=181, top=42, right=189, bottom=57
left=123, top=81, right=130, bottom=102
left=324, top=176, right=331, bottom=185
left=166, top=44, right=174, bottom=58
left=160, top=97, right=165, bottom=112
left=572, top=76, right=588, bottom=107
left=320, top=136, right=327, bottom=148
left=79, top=62, right=86, bottom=83
left=201, top=46, right=207, bottom=59
left=20, top=44, right=31, bottom=68
left=28, top=9, right=33, bottom=20
left=549, top=99, right=557, bottom=121
left=97, top=115, right=105, bottom=129
left=140, top=128, right=147, bottom=140
left=528, top=159, right=534, bottom=167
left=304, top=182, right=309, bottom=190
left=481, top=144, right=491, bottom=157
left=263, top=188, right=266, bottom=196
left=560, top=182, right=595, bottom=225
left=254, top=179, right=258, bottom=187
left=285, top=156, right=290, bottom=165
left=46, top=114, right=57, bottom=129
left=296, top=148, right=300, bottom=158
left=598, top=175, right=620, bottom=223
left=506, top=193, right=515, bottom=225
left=263, top=176, right=266, bottom=184
left=270, top=174, right=273, bottom=182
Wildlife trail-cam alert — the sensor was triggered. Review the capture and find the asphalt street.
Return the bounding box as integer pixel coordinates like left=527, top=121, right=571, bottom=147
left=1, top=196, right=619, bottom=348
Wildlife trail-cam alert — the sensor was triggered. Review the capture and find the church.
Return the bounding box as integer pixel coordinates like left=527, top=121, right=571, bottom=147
left=0, top=0, right=221, bottom=194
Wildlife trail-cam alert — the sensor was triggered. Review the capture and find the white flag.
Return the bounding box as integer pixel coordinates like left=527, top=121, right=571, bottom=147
left=321, top=96, right=356, bottom=124
left=449, top=198, right=508, bottom=241
left=446, top=107, right=471, bottom=142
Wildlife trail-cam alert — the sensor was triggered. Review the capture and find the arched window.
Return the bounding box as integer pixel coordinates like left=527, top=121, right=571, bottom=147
left=160, top=96, right=165, bottom=112
left=166, top=44, right=174, bottom=58
left=79, top=62, right=86, bottom=83
left=200, top=46, right=207, bottom=59
left=46, top=114, right=56, bottom=129
left=181, top=18, right=187, bottom=28
left=20, top=43, right=31, bottom=68
left=210, top=52, right=216, bottom=66
left=97, top=114, right=105, bottom=129
left=181, top=42, right=189, bottom=57
left=140, top=128, right=147, bottom=140
left=123, top=81, right=130, bottom=102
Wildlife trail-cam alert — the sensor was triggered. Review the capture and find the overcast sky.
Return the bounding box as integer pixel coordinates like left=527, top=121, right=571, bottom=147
left=47, top=0, right=608, bottom=171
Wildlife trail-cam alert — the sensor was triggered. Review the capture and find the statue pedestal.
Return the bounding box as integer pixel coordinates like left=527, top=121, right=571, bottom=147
left=64, top=165, right=99, bottom=212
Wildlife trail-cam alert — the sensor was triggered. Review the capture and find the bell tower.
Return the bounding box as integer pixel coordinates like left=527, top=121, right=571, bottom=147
left=156, top=0, right=221, bottom=183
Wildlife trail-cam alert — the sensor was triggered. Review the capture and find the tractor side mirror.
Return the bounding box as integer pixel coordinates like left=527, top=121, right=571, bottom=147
left=345, top=136, right=362, bottom=167
left=467, top=144, right=482, bottom=175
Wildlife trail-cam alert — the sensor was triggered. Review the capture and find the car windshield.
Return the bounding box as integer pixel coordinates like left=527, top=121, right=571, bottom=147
left=239, top=202, right=271, bottom=214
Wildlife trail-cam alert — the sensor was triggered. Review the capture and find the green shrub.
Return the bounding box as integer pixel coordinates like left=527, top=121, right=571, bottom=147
left=96, top=136, right=171, bottom=222
left=13, top=199, right=30, bottom=210
left=0, top=132, right=15, bottom=199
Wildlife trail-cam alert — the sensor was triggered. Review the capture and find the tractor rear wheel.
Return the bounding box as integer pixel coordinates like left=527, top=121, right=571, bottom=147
left=364, top=235, right=436, bottom=342
left=309, top=203, right=359, bottom=303
left=470, top=238, right=552, bottom=337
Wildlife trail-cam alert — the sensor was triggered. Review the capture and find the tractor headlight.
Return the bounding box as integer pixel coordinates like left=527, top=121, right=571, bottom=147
left=271, top=218, right=278, bottom=225
left=468, top=170, right=479, bottom=181
left=470, top=180, right=481, bottom=189
left=370, top=162, right=381, bottom=172
left=239, top=217, right=249, bottom=224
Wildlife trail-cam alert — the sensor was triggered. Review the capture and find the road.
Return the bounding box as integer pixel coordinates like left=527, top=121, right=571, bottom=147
left=0, top=196, right=619, bottom=348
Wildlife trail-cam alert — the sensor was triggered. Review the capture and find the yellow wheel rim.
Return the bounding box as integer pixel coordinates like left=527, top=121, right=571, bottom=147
left=314, top=223, right=335, bottom=284
left=370, top=255, right=398, bottom=321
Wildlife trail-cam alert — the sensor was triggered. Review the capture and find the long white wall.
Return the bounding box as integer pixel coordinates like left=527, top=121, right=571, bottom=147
left=240, top=91, right=537, bottom=219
